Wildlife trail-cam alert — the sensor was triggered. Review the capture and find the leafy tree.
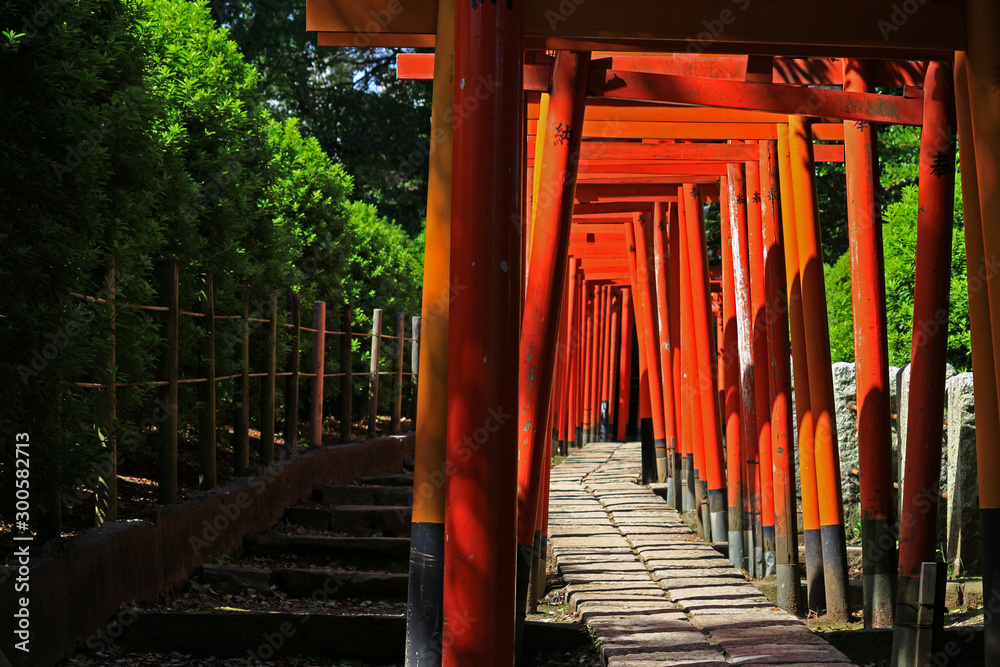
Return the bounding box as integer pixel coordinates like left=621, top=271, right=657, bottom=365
left=2, top=0, right=425, bottom=533
left=261, top=117, right=355, bottom=307
left=208, top=0, right=432, bottom=234
left=1, top=0, right=165, bottom=530
left=825, top=175, right=968, bottom=372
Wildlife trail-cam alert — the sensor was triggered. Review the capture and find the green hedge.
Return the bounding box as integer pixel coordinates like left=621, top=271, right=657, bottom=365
left=1, top=0, right=423, bottom=527
left=825, top=177, right=969, bottom=372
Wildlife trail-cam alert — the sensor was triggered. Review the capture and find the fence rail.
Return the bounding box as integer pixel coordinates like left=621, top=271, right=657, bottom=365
left=68, top=261, right=420, bottom=527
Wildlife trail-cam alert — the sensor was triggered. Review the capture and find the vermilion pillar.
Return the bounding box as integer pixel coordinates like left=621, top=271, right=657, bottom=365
left=778, top=123, right=824, bottom=613
left=668, top=199, right=684, bottom=509
left=581, top=285, right=595, bottom=442
left=576, top=272, right=587, bottom=448
left=406, top=0, right=453, bottom=659
left=727, top=161, right=761, bottom=576
left=443, top=0, right=522, bottom=658
left=605, top=290, right=621, bottom=441
left=683, top=183, right=728, bottom=543
left=598, top=285, right=612, bottom=440
left=592, top=284, right=604, bottom=441
left=566, top=270, right=580, bottom=451
left=515, top=50, right=589, bottom=633
left=559, top=259, right=581, bottom=455
left=676, top=193, right=698, bottom=513
left=788, top=114, right=849, bottom=620
left=961, top=7, right=1000, bottom=661
left=633, top=212, right=669, bottom=481
left=720, top=176, right=746, bottom=571
left=590, top=285, right=603, bottom=443
left=760, top=139, right=802, bottom=616
left=617, top=288, right=635, bottom=442
left=746, top=156, right=777, bottom=576
left=653, top=201, right=679, bottom=498
left=627, top=222, right=657, bottom=483
left=843, top=60, right=896, bottom=629
left=892, top=61, right=957, bottom=665
left=678, top=189, right=709, bottom=537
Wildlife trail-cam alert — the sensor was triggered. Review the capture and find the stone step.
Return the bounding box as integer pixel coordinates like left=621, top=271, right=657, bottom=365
left=356, top=474, right=414, bottom=487
left=201, top=563, right=408, bottom=600
left=244, top=534, right=410, bottom=566
left=314, top=484, right=413, bottom=507
left=201, top=563, right=270, bottom=594
left=282, top=505, right=413, bottom=537
left=272, top=566, right=409, bottom=600
left=117, top=612, right=590, bottom=661
left=283, top=505, right=336, bottom=530
left=331, top=505, right=412, bottom=537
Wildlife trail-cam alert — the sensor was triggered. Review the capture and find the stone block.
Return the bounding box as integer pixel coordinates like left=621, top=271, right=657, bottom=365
left=831, top=362, right=859, bottom=537
left=946, top=372, right=980, bottom=575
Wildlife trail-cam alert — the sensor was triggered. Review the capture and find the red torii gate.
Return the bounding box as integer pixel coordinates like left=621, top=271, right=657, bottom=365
left=306, top=1, right=1000, bottom=666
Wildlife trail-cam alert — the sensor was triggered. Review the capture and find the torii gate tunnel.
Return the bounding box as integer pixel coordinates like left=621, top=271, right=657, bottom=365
left=307, top=1, right=1000, bottom=665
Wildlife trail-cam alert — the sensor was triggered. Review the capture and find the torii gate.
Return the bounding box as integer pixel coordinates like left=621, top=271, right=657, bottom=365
left=305, top=1, right=1000, bottom=666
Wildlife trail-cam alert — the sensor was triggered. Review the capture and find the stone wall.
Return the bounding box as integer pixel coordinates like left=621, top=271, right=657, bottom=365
left=826, top=363, right=978, bottom=575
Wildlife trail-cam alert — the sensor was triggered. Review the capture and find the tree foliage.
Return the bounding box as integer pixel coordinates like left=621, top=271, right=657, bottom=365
left=208, top=0, right=432, bottom=235
left=825, top=161, right=969, bottom=372
left=1, top=0, right=423, bottom=525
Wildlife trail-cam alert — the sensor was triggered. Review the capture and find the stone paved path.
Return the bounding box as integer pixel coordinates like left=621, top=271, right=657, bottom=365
left=548, top=442, right=857, bottom=667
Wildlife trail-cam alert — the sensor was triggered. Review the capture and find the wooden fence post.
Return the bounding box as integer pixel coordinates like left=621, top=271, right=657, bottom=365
left=198, top=273, right=216, bottom=489
left=310, top=301, right=326, bottom=447
left=158, top=261, right=179, bottom=505
left=285, top=292, right=301, bottom=456
left=411, top=315, right=420, bottom=425
left=234, top=283, right=250, bottom=474
left=369, top=308, right=383, bottom=437
left=261, top=290, right=277, bottom=464
left=392, top=311, right=405, bottom=435
left=95, top=262, right=117, bottom=524
left=340, top=304, right=353, bottom=443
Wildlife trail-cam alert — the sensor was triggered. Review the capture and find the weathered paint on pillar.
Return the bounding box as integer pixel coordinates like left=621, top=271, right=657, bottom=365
left=678, top=189, right=708, bottom=538
left=960, top=6, right=1000, bottom=662
left=788, top=114, right=849, bottom=620
left=668, top=199, right=684, bottom=510
left=892, top=61, right=956, bottom=667
left=627, top=222, right=657, bottom=483
left=442, top=0, right=522, bottom=658
left=653, top=201, right=679, bottom=494
left=633, top=212, right=670, bottom=481
left=676, top=193, right=698, bottom=515
left=683, top=183, right=728, bottom=543
left=727, top=161, right=761, bottom=576
left=843, top=59, right=896, bottom=630
left=617, top=288, right=635, bottom=443
left=720, top=175, right=746, bottom=571
left=778, top=123, right=825, bottom=614
left=746, top=156, right=777, bottom=576
left=516, top=49, right=589, bottom=637
left=760, top=139, right=803, bottom=616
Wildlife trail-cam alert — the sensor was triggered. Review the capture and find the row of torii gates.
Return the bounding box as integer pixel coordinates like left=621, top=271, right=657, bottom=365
left=308, top=1, right=999, bottom=665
